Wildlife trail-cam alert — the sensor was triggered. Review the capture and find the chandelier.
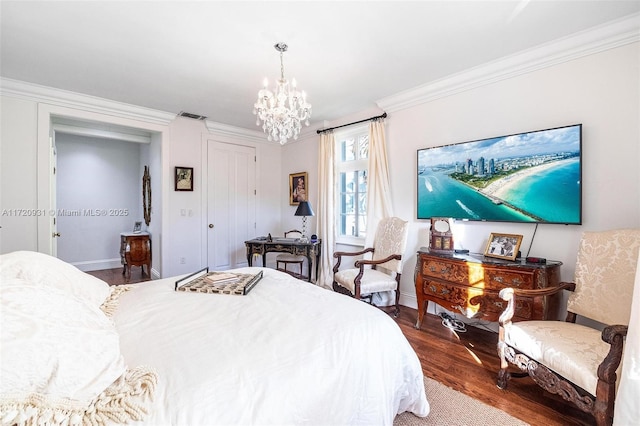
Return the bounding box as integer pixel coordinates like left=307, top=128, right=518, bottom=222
left=253, top=42, right=312, bottom=145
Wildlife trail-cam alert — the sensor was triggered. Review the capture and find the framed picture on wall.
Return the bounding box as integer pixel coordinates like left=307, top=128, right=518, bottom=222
left=175, top=166, right=193, bottom=191
left=289, top=172, right=308, bottom=205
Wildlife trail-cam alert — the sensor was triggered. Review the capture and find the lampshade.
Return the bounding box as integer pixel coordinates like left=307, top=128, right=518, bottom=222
left=294, top=201, right=315, bottom=217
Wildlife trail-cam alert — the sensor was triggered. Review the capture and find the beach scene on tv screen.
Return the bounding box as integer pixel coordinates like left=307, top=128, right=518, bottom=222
left=417, top=125, right=581, bottom=224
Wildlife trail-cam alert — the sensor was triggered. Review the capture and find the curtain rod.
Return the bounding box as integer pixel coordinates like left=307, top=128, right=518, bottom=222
left=316, top=112, right=387, bottom=134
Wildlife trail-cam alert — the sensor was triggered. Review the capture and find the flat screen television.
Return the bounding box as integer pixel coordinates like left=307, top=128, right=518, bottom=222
left=417, top=124, right=582, bottom=224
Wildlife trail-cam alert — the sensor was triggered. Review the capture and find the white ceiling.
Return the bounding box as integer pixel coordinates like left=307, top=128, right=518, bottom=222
left=2, top=1, right=639, bottom=132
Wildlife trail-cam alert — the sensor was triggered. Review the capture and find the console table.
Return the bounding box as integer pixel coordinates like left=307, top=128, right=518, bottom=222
left=120, top=232, right=151, bottom=282
left=414, top=249, right=562, bottom=330
left=245, top=237, right=321, bottom=282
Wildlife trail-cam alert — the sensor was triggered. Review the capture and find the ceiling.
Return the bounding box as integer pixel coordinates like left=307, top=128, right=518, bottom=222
left=1, top=1, right=639, bottom=133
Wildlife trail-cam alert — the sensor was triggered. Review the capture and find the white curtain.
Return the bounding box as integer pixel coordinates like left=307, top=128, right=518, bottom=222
left=364, top=118, right=394, bottom=248
left=364, top=118, right=396, bottom=306
left=316, top=131, right=336, bottom=289
left=614, top=252, right=640, bottom=424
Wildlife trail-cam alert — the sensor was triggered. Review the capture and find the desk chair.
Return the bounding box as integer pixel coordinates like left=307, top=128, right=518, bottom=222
left=276, top=230, right=305, bottom=278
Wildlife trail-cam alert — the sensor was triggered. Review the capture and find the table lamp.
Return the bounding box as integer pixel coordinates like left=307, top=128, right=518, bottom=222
left=294, top=201, right=315, bottom=242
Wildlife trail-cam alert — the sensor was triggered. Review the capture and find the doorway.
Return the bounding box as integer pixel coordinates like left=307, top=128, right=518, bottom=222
left=55, top=131, right=148, bottom=271
left=37, top=104, right=168, bottom=278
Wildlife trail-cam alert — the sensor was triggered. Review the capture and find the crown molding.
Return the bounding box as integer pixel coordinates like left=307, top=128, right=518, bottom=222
left=0, top=78, right=176, bottom=125
left=205, top=120, right=322, bottom=145
left=377, top=13, right=640, bottom=113
left=204, top=120, right=272, bottom=144
left=1, top=77, right=270, bottom=141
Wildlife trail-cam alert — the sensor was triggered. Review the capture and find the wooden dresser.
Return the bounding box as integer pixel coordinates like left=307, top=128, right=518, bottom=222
left=414, top=249, right=562, bottom=329
left=120, top=232, right=151, bottom=282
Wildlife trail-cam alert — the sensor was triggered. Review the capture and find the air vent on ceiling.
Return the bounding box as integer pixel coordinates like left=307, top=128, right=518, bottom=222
left=177, top=111, right=207, bottom=121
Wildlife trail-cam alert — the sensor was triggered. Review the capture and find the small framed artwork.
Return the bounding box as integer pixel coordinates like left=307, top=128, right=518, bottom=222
left=133, top=221, right=142, bottom=233
left=175, top=166, right=193, bottom=191
left=484, top=233, right=523, bottom=261
left=289, top=172, right=308, bottom=205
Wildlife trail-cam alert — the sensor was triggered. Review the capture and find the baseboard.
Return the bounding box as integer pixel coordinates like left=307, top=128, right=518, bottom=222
left=72, top=258, right=121, bottom=272
left=399, top=290, right=418, bottom=310
left=151, top=268, right=161, bottom=280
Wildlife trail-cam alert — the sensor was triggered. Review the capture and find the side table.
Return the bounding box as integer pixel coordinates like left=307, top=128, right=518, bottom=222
left=120, top=232, right=151, bottom=282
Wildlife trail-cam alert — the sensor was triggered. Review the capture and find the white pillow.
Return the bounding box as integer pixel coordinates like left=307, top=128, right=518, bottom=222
left=0, top=279, right=157, bottom=425
left=0, top=250, right=110, bottom=307
left=0, top=280, right=126, bottom=403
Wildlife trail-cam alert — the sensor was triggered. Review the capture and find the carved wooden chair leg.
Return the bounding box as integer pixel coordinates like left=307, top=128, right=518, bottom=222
left=497, top=368, right=511, bottom=389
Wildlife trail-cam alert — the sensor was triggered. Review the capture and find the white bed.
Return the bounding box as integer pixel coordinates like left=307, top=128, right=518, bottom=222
left=0, top=252, right=429, bottom=426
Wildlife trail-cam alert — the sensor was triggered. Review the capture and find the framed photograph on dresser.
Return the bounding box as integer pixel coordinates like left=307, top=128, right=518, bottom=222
left=484, top=233, right=523, bottom=261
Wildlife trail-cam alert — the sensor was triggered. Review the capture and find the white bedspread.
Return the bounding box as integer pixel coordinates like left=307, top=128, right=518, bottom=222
left=113, top=267, right=429, bottom=425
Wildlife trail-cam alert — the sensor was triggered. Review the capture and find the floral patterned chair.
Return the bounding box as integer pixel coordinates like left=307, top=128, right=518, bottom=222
left=332, top=217, right=409, bottom=316
left=497, top=229, right=640, bottom=426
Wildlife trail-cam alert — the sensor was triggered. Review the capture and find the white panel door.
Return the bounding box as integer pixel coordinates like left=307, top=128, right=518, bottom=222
left=207, top=141, right=256, bottom=270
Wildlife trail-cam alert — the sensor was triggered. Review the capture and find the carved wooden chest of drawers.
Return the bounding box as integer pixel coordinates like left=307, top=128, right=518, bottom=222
left=414, top=249, right=562, bottom=329
left=120, top=232, right=151, bottom=282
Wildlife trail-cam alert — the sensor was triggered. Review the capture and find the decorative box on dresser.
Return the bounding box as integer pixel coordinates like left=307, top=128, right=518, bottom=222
left=414, top=248, right=562, bottom=329
left=120, top=232, right=151, bottom=282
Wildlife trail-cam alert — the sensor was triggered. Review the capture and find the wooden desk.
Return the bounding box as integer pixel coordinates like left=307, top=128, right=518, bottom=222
left=415, top=249, right=562, bottom=330
left=245, top=238, right=321, bottom=282
left=120, top=232, right=151, bottom=282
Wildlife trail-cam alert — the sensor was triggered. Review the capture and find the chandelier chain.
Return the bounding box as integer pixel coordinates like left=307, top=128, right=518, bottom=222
left=280, top=51, right=285, bottom=81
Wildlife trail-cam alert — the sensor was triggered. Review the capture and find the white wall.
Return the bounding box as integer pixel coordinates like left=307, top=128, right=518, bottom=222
left=56, top=133, right=143, bottom=270
left=0, top=96, right=38, bottom=253
left=162, top=118, right=283, bottom=277
left=141, top=133, right=163, bottom=277
left=283, top=42, right=640, bottom=313
left=390, top=42, right=639, bottom=310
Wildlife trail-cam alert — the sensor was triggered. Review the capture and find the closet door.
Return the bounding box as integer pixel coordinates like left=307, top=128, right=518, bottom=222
left=206, top=141, right=256, bottom=270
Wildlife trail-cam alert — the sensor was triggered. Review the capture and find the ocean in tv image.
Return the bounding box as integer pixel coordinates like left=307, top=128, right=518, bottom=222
left=417, top=124, right=582, bottom=224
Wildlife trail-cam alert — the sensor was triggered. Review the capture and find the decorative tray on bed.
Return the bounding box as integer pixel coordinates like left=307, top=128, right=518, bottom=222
left=175, top=268, right=263, bottom=295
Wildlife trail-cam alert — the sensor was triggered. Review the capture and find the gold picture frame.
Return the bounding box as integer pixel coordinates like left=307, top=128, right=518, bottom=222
left=484, top=233, right=523, bottom=261
left=289, top=172, right=308, bottom=205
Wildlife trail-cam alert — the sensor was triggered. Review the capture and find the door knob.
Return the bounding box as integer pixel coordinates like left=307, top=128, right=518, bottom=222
left=208, top=224, right=214, bottom=229
left=53, top=232, right=61, bottom=237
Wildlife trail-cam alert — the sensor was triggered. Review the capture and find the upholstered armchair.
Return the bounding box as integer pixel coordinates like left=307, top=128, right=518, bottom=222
left=332, top=217, right=409, bottom=316
left=497, top=229, right=640, bottom=426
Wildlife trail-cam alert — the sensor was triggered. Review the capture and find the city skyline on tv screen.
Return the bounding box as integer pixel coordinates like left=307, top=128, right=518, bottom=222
left=417, top=124, right=582, bottom=224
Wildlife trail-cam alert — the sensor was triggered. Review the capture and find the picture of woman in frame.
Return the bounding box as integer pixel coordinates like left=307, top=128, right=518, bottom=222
left=289, top=172, right=308, bottom=205
left=292, top=176, right=306, bottom=202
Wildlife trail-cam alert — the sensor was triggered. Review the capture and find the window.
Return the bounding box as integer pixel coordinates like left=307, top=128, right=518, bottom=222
left=336, top=126, right=369, bottom=244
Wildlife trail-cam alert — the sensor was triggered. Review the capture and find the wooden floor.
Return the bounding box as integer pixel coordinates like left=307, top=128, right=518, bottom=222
left=90, top=267, right=593, bottom=425
left=86, top=266, right=151, bottom=285
left=396, top=308, right=594, bottom=426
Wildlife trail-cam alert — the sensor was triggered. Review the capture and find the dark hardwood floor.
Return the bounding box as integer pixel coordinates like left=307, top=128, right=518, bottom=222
left=86, top=266, right=151, bottom=285
left=395, top=308, right=594, bottom=426
left=90, top=267, right=593, bottom=425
